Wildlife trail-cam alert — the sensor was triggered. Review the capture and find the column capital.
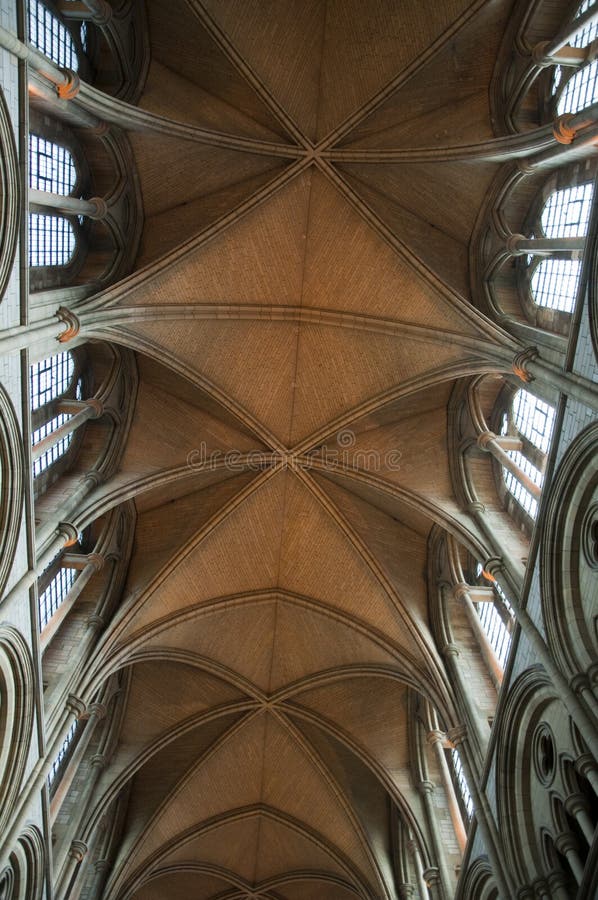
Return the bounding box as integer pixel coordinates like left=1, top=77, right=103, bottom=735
left=56, top=69, right=81, bottom=100
left=531, top=878, right=549, bottom=898
left=441, top=642, right=460, bottom=658
left=91, top=753, right=106, bottom=770
left=86, top=398, right=105, bottom=418
left=575, top=752, right=598, bottom=780
left=447, top=724, right=468, bottom=747
left=553, top=113, right=577, bottom=145
left=87, top=701, right=107, bottom=720
left=466, top=500, right=486, bottom=514
left=569, top=672, right=591, bottom=695
left=476, top=431, right=497, bottom=451
left=512, top=346, right=539, bottom=383
left=95, top=858, right=110, bottom=874
left=531, top=40, right=551, bottom=66
left=418, top=779, right=435, bottom=796
left=87, top=613, right=106, bottom=630
left=554, top=831, right=578, bottom=855
left=87, top=552, right=105, bottom=572
left=506, top=233, right=527, bottom=256
left=85, top=0, right=113, bottom=25
left=423, top=866, right=440, bottom=885
left=56, top=306, right=81, bottom=342
left=69, top=840, right=88, bottom=862
left=407, top=839, right=420, bottom=857
left=88, top=196, right=108, bottom=220
left=564, top=792, right=590, bottom=817
left=58, top=521, right=80, bottom=547
left=398, top=885, right=415, bottom=899
left=66, top=694, right=87, bottom=718
left=482, top=557, right=503, bottom=581
left=452, top=582, right=471, bottom=603
left=83, top=469, right=103, bottom=488
left=426, top=729, right=447, bottom=748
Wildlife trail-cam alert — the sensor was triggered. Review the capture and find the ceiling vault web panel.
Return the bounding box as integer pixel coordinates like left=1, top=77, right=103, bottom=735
left=65, top=1, right=523, bottom=897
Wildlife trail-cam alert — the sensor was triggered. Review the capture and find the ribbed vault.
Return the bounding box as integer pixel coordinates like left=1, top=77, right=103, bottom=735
left=78, top=1, right=522, bottom=897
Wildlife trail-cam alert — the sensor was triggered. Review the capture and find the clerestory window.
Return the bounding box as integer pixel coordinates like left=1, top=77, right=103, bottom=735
left=47, top=720, right=77, bottom=786
left=29, top=134, right=77, bottom=196
left=29, top=352, right=81, bottom=477
left=29, top=0, right=78, bottom=70
left=500, top=389, right=556, bottom=521
left=38, top=564, right=77, bottom=630
left=552, top=1, right=598, bottom=112
left=449, top=748, right=473, bottom=826
left=29, top=213, right=76, bottom=268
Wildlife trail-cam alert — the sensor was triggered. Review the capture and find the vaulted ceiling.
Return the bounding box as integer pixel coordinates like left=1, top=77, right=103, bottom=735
left=81, top=2, right=518, bottom=897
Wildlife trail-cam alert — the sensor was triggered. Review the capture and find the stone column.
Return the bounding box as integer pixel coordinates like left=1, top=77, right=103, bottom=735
left=398, top=886, right=415, bottom=900
left=477, top=432, right=541, bottom=501
left=514, top=348, right=598, bottom=413
left=32, top=399, right=104, bottom=464
left=29, top=189, right=108, bottom=221
left=54, top=754, right=106, bottom=898
left=447, top=726, right=513, bottom=899
left=506, top=234, right=586, bottom=256
left=0, top=26, right=80, bottom=97
left=40, top=553, right=104, bottom=651
left=440, top=639, right=488, bottom=763
left=1, top=522, right=79, bottom=605
left=36, top=470, right=101, bottom=554
left=407, top=839, right=430, bottom=900
left=427, top=729, right=468, bottom=852
left=532, top=4, right=598, bottom=62
left=423, top=868, right=442, bottom=900
left=575, top=752, right=598, bottom=797
left=417, top=781, right=450, bottom=900
left=0, top=307, right=81, bottom=356
left=0, top=697, right=85, bottom=867
left=547, top=870, right=573, bottom=900
left=54, top=840, right=88, bottom=900
left=564, top=794, right=594, bottom=846
left=50, top=702, right=106, bottom=823
left=453, top=582, right=504, bottom=691
left=554, top=833, right=584, bottom=885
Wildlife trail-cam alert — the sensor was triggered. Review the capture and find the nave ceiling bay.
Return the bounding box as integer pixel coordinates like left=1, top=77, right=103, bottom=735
left=58, top=0, right=527, bottom=898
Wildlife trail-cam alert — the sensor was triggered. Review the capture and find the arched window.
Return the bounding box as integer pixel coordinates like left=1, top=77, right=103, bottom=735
left=38, top=564, right=77, bottom=630
left=474, top=564, right=514, bottom=670
left=522, top=179, right=594, bottom=315
left=29, top=134, right=76, bottom=196
left=552, top=2, right=598, bottom=112
left=30, top=352, right=74, bottom=409
left=29, top=0, right=78, bottom=70
left=48, top=720, right=77, bottom=786
left=500, top=389, right=556, bottom=520
left=29, top=352, right=81, bottom=478
left=530, top=258, right=581, bottom=312
left=28, top=213, right=76, bottom=268
left=449, top=748, right=473, bottom=826
left=541, top=183, right=594, bottom=239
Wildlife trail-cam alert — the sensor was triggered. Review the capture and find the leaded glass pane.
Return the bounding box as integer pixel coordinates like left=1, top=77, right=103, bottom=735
left=29, top=0, right=78, bottom=70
